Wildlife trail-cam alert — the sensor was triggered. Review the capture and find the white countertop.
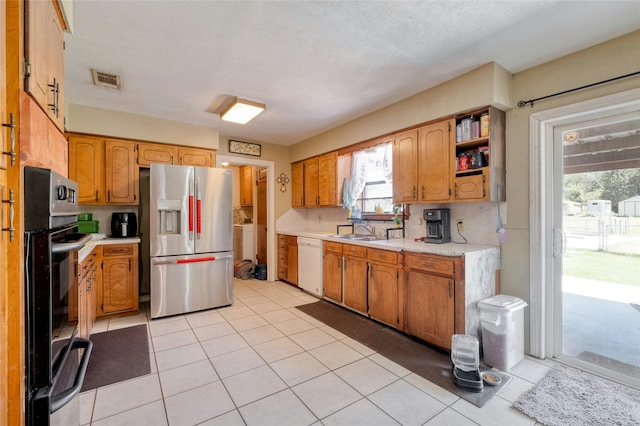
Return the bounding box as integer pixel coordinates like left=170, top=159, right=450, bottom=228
left=79, top=235, right=141, bottom=261
left=276, top=230, right=498, bottom=256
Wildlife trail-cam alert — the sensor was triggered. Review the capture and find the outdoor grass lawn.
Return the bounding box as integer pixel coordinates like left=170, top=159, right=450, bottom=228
left=564, top=249, right=640, bottom=287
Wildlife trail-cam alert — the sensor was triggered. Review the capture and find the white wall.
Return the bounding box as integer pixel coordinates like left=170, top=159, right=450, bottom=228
left=66, top=103, right=220, bottom=149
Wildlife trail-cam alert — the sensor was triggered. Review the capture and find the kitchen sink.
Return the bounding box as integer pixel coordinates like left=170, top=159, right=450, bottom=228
left=356, top=236, right=385, bottom=241
left=331, top=234, right=385, bottom=241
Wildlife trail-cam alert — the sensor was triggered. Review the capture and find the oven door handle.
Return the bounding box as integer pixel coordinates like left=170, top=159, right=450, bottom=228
left=50, top=337, right=93, bottom=414
left=51, top=234, right=92, bottom=254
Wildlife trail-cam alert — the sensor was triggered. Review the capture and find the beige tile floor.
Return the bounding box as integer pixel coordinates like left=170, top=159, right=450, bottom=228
left=80, top=278, right=550, bottom=426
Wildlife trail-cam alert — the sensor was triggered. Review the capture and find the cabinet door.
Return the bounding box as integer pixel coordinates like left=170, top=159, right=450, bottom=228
left=323, top=250, right=342, bottom=302
left=303, top=158, right=319, bottom=207
left=277, top=235, right=288, bottom=281
left=318, top=152, right=338, bottom=206
left=102, top=257, right=136, bottom=314
left=286, top=238, right=298, bottom=285
left=343, top=257, right=367, bottom=313
left=178, top=147, right=214, bottom=167
left=291, top=162, right=304, bottom=208
left=392, top=129, right=418, bottom=202
left=105, top=140, right=138, bottom=204
left=454, top=174, right=486, bottom=201
left=240, top=165, right=253, bottom=206
left=137, top=143, right=177, bottom=166
left=102, top=245, right=138, bottom=315
left=27, top=0, right=64, bottom=130
left=68, top=135, right=105, bottom=204
left=418, top=120, right=453, bottom=202
left=368, top=262, right=400, bottom=327
left=405, top=270, right=454, bottom=349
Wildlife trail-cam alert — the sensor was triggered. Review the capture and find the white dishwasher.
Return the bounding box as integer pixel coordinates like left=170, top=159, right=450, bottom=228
left=297, top=237, right=323, bottom=297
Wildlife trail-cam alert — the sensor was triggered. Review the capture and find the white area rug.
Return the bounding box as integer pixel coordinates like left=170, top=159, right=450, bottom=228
left=513, top=364, right=640, bottom=426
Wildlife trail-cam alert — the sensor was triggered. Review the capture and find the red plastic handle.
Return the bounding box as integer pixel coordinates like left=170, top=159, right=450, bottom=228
left=188, top=195, right=194, bottom=232
left=176, top=256, right=215, bottom=264
left=197, top=199, right=202, bottom=234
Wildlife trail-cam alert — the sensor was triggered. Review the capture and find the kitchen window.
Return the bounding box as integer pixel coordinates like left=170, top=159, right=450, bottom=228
left=347, top=143, right=393, bottom=214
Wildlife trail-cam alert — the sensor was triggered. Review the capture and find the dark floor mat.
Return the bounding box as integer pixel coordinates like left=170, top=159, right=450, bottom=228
left=296, top=300, right=510, bottom=407
left=81, top=324, right=151, bottom=392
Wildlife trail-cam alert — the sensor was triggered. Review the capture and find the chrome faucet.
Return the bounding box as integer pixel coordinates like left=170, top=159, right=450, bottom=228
left=355, top=223, right=375, bottom=236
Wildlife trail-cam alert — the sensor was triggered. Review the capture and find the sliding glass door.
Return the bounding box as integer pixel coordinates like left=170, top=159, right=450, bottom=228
left=551, top=112, right=640, bottom=388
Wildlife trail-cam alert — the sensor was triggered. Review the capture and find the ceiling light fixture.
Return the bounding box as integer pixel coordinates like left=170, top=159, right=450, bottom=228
left=220, top=98, right=266, bottom=124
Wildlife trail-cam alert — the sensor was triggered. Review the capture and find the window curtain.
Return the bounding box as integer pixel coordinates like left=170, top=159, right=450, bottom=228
left=349, top=150, right=368, bottom=206
left=348, top=143, right=393, bottom=205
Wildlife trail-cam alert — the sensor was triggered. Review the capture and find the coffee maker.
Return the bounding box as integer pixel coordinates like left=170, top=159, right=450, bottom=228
left=424, top=208, right=451, bottom=243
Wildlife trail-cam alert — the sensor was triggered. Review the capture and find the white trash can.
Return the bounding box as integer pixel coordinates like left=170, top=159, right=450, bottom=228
left=477, top=294, right=528, bottom=372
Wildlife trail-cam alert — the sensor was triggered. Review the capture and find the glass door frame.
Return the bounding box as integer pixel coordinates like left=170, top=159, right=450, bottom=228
left=528, top=88, right=640, bottom=387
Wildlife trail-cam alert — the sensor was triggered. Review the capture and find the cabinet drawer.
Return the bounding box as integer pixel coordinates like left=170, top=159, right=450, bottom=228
left=102, top=244, right=135, bottom=257
left=405, top=252, right=456, bottom=277
left=343, top=244, right=367, bottom=259
left=368, top=248, right=398, bottom=265
left=323, top=241, right=343, bottom=254
left=454, top=173, right=486, bottom=200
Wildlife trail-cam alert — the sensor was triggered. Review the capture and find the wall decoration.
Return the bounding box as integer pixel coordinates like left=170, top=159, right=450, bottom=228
left=229, top=140, right=261, bottom=157
left=276, top=172, right=290, bottom=192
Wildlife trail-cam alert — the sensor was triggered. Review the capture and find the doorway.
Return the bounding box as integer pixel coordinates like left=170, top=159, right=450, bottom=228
left=530, top=88, right=640, bottom=388
left=217, top=155, right=276, bottom=281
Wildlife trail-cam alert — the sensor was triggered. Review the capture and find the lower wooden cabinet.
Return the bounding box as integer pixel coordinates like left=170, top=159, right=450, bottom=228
left=342, top=245, right=368, bottom=313
left=277, top=234, right=298, bottom=285
left=367, top=248, right=401, bottom=328
left=404, top=252, right=462, bottom=350
left=100, top=243, right=139, bottom=316
left=73, top=246, right=101, bottom=338
left=319, top=242, right=475, bottom=350
left=405, top=270, right=454, bottom=349
left=322, top=241, right=343, bottom=302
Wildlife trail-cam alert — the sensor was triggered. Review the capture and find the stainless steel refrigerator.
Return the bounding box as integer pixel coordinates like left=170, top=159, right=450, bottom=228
left=149, top=164, right=233, bottom=318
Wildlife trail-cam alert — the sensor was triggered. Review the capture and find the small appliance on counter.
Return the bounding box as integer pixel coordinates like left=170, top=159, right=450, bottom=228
left=77, top=212, right=99, bottom=233
left=451, top=334, right=484, bottom=392
left=111, top=212, right=137, bottom=237
left=424, top=208, right=451, bottom=243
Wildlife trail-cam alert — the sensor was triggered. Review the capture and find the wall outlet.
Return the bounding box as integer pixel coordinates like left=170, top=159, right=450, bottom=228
left=457, top=219, right=464, bottom=232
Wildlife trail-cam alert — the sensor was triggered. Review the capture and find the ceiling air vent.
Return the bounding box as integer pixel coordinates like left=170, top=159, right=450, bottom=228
left=91, top=69, right=121, bottom=90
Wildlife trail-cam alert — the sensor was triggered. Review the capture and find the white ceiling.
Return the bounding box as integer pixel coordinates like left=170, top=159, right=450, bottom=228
left=64, top=1, right=640, bottom=146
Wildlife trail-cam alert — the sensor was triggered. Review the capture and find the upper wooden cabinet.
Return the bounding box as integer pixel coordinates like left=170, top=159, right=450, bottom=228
left=105, top=139, right=138, bottom=204
left=240, top=165, right=253, bottom=206
left=68, top=135, right=139, bottom=205
left=453, top=106, right=505, bottom=201
left=178, top=147, right=214, bottom=167
left=418, top=119, right=454, bottom=203
left=26, top=0, right=65, bottom=131
left=293, top=151, right=340, bottom=208
left=392, top=129, right=418, bottom=203
left=291, top=162, right=304, bottom=208
left=68, top=134, right=105, bottom=204
left=136, top=143, right=178, bottom=166
left=390, top=107, right=504, bottom=204
left=318, top=152, right=339, bottom=206
left=303, top=157, right=320, bottom=207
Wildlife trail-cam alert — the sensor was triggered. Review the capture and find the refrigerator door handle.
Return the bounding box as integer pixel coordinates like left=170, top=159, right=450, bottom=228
left=188, top=195, right=194, bottom=236
left=188, top=175, right=194, bottom=240
left=196, top=177, right=202, bottom=239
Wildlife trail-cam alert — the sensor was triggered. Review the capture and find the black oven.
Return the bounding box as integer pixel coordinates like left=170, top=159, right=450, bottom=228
left=24, top=167, right=92, bottom=426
